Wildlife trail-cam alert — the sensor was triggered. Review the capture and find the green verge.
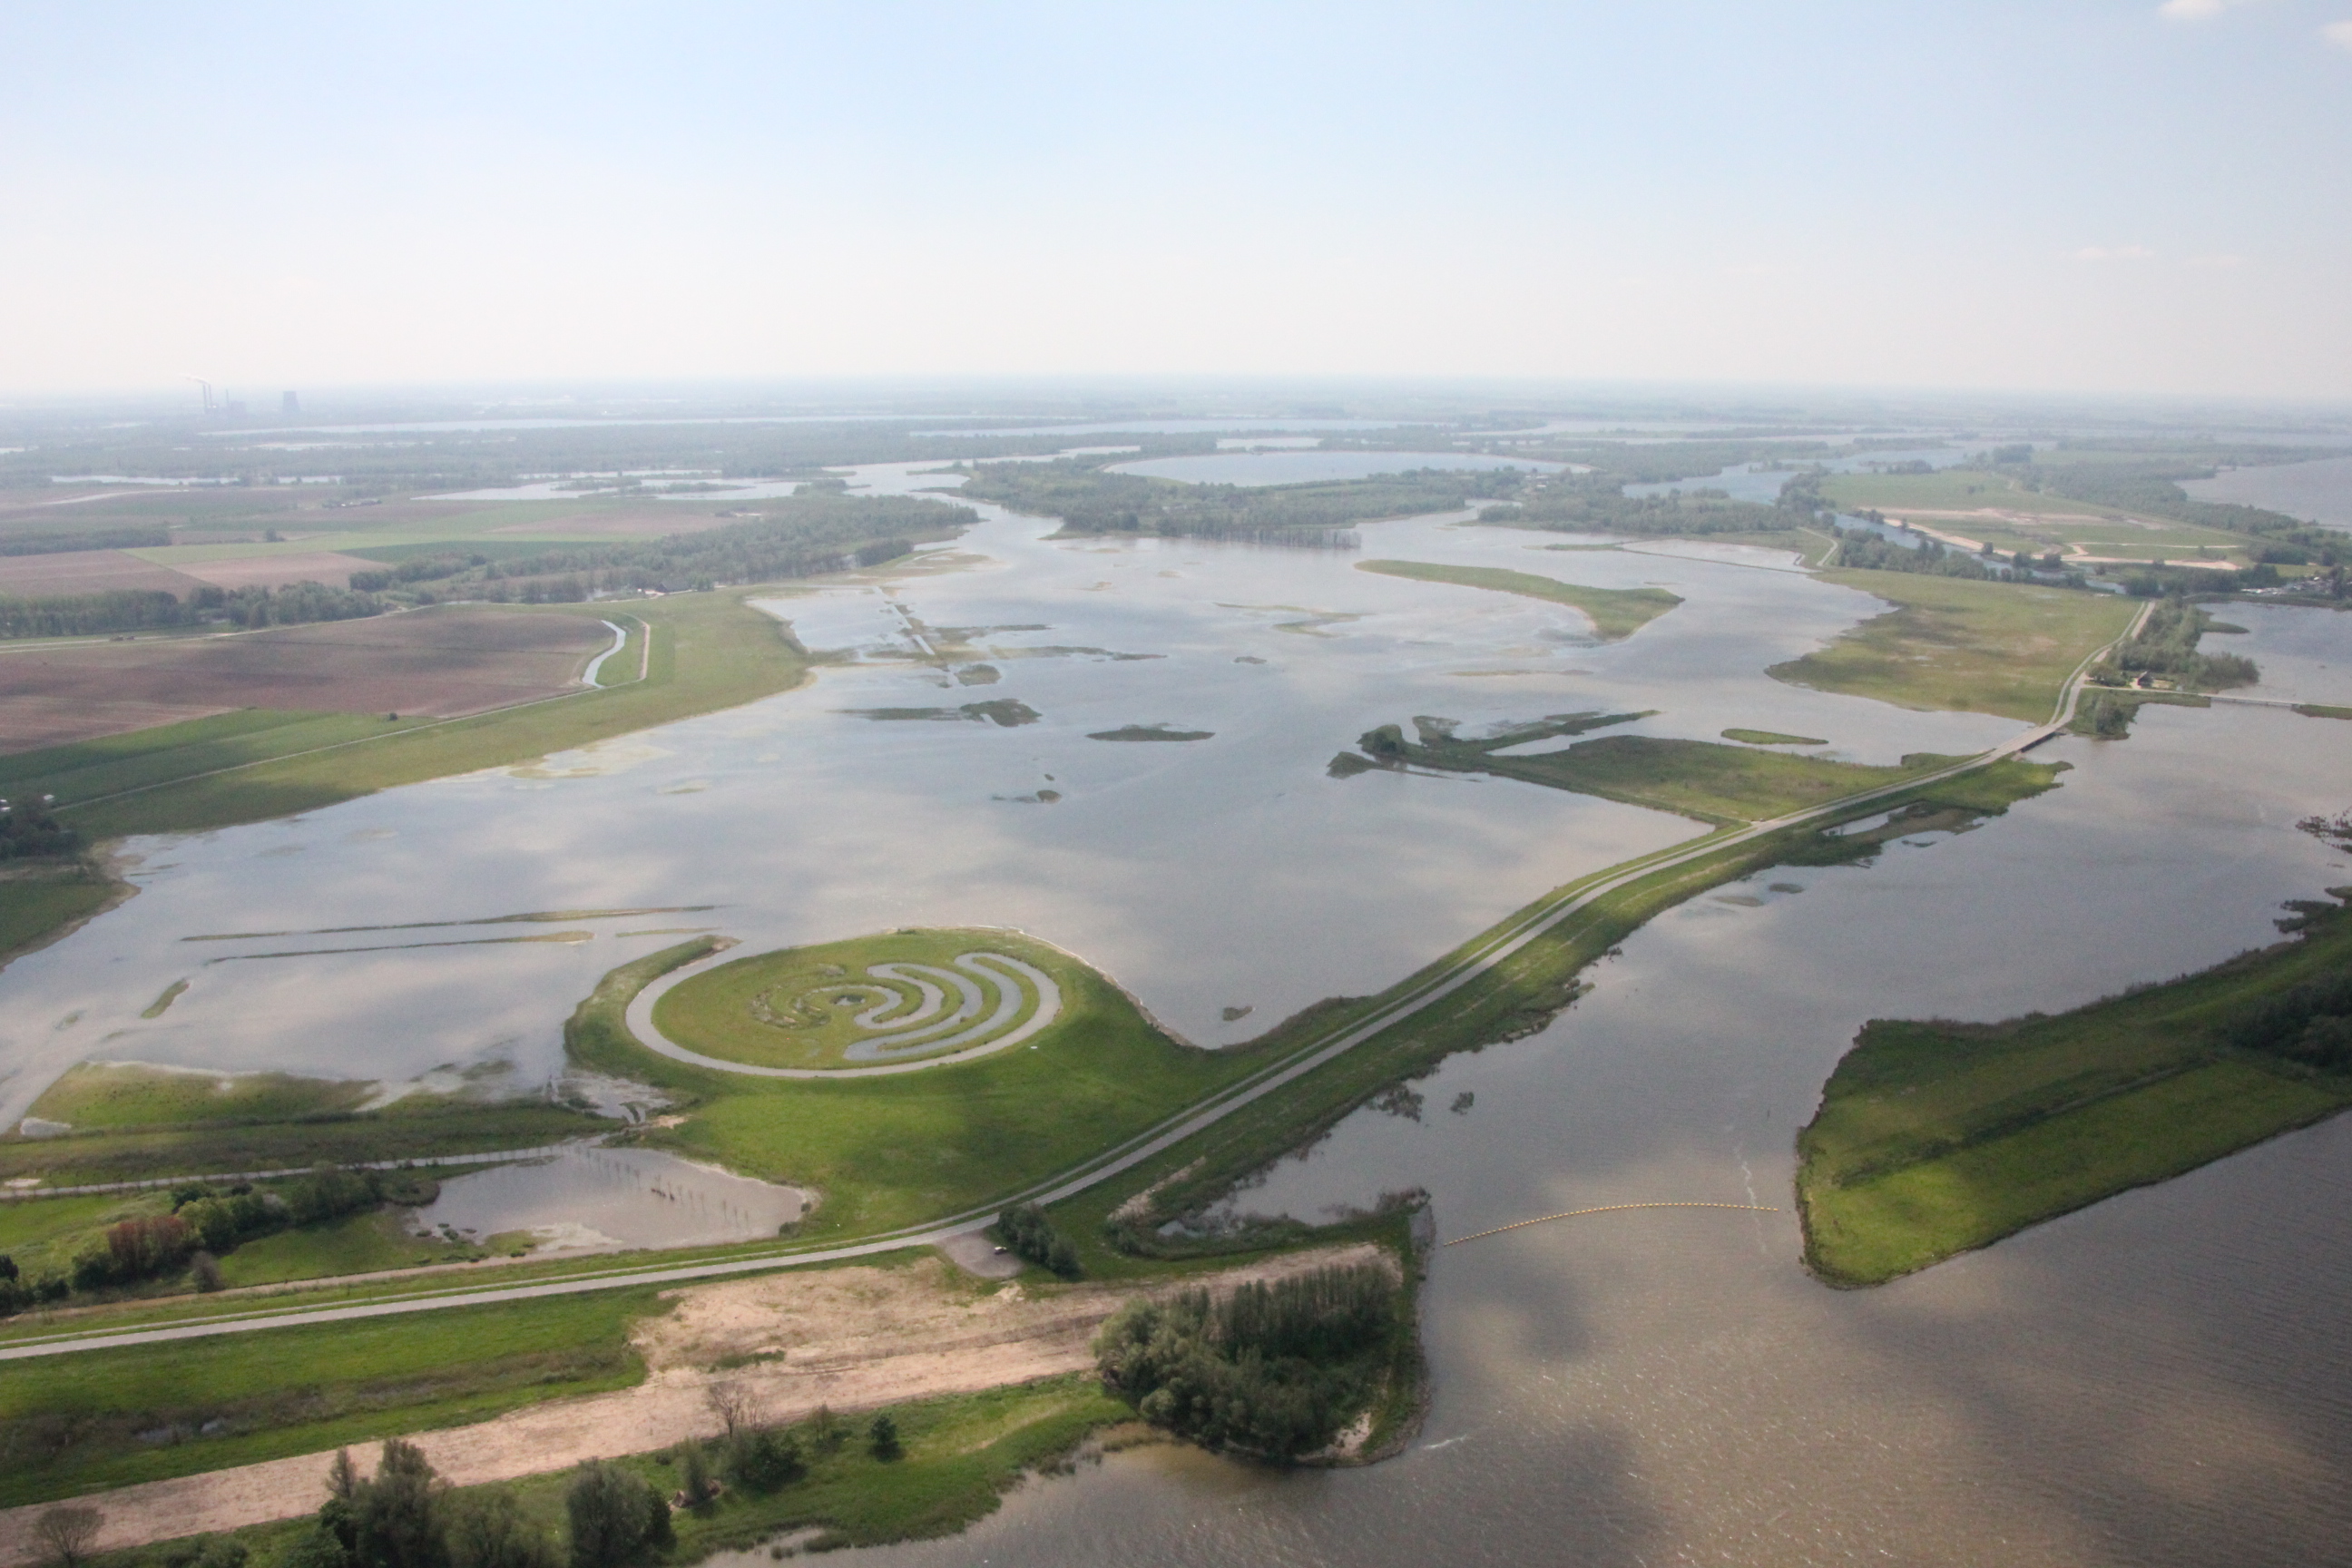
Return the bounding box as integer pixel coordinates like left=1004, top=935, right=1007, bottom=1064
left=1356, top=559, right=1682, bottom=641
left=0, top=867, right=116, bottom=965
left=1357, top=719, right=1962, bottom=827
left=573, top=939, right=1276, bottom=1239
left=1796, top=901, right=2352, bottom=1288
left=0, top=1288, right=661, bottom=1507
left=1769, top=570, right=2140, bottom=721
left=1720, top=728, right=1829, bottom=747
left=0, top=1097, right=609, bottom=1190
left=1053, top=759, right=2067, bottom=1265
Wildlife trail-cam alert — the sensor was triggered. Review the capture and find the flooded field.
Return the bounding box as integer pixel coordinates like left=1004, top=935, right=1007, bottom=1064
left=2, top=460, right=2347, bottom=1567
left=410, top=1144, right=806, bottom=1253
left=815, top=700, right=2352, bottom=1568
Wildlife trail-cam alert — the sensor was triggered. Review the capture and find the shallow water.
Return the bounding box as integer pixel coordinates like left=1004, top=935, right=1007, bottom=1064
left=2182, top=455, right=2352, bottom=531
left=409, top=1144, right=805, bottom=1252
left=0, top=468, right=2016, bottom=1125
left=813, top=700, right=2352, bottom=1568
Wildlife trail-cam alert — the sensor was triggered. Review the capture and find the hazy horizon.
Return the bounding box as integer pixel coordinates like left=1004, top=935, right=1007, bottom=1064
left=5, top=2, right=2350, bottom=402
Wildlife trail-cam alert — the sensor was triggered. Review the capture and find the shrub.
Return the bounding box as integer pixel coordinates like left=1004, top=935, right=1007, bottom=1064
left=564, top=1462, right=666, bottom=1568
left=867, top=1415, right=901, bottom=1462
left=725, top=1429, right=801, bottom=1494
left=445, top=1490, right=558, bottom=1568
left=995, top=1203, right=1082, bottom=1279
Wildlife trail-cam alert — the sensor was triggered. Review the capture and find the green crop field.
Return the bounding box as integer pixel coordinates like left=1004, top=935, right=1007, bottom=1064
left=1797, top=905, right=2352, bottom=1287
left=653, top=929, right=1073, bottom=1072
left=578, top=939, right=1275, bottom=1238
left=1356, top=558, right=1682, bottom=640
left=1769, top=571, right=2140, bottom=721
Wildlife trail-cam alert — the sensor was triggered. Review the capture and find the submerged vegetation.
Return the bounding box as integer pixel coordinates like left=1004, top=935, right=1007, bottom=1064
left=1353, top=559, right=1681, bottom=641
left=1797, top=887, right=2352, bottom=1287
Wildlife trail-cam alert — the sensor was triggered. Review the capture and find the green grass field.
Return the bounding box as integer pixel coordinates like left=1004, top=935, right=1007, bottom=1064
left=577, top=939, right=1275, bottom=1238
left=1817, top=471, right=2249, bottom=563
left=24, top=1063, right=378, bottom=1131
left=1769, top=571, right=2140, bottom=721
left=1796, top=906, right=2352, bottom=1287
left=1356, top=558, right=1682, bottom=640
left=0, top=869, right=116, bottom=963
left=652, top=929, right=1070, bottom=1072
left=0, top=1289, right=661, bottom=1506
left=1720, top=728, right=1829, bottom=746
left=0, top=1099, right=608, bottom=1189
left=213, top=1208, right=502, bottom=1288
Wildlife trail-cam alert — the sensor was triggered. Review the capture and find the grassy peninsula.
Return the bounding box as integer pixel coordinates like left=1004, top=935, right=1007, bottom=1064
left=1797, top=892, right=2352, bottom=1287
left=1354, top=559, right=1682, bottom=641
left=1769, top=571, right=2140, bottom=721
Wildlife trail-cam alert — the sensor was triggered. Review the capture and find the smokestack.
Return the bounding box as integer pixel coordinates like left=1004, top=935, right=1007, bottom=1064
left=282, top=391, right=301, bottom=414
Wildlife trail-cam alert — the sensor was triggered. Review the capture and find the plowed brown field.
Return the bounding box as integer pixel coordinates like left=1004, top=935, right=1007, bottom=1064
left=0, top=607, right=612, bottom=751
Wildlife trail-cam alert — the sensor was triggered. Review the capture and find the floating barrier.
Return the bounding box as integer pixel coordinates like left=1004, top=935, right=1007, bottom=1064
left=1444, top=1200, right=1780, bottom=1246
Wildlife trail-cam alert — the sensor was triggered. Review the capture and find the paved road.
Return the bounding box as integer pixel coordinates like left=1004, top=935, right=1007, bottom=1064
left=2, top=627, right=2127, bottom=1363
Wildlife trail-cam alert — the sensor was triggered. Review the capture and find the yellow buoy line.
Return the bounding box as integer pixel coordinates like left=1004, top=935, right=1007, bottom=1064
left=1443, top=1201, right=1781, bottom=1246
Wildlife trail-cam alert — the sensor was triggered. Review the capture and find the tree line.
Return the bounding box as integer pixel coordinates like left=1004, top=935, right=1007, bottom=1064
left=1093, top=1262, right=1404, bottom=1460
left=963, top=458, right=1517, bottom=542
left=0, top=1167, right=434, bottom=1313
left=0, top=582, right=387, bottom=640
left=2095, top=596, right=2259, bottom=691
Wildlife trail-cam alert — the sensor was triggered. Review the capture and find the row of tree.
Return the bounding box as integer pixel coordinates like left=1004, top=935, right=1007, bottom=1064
left=2100, top=596, right=2259, bottom=691
left=0, top=582, right=387, bottom=640
left=964, top=459, right=1514, bottom=541
left=0, top=1168, right=428, bottom=1313
left=995, top=1202, right=1081, bottom=1278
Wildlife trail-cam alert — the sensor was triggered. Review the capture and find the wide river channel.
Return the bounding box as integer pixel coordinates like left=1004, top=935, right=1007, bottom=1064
left=5, top=462, right=2350, bottom=1566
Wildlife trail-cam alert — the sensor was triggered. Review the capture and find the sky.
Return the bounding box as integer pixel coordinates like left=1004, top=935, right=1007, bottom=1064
left=3, top=2, right=2349, bottom=401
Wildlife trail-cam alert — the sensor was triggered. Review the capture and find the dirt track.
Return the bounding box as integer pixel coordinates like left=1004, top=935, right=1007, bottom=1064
left=0, top=1245, right=1385, bottom=1567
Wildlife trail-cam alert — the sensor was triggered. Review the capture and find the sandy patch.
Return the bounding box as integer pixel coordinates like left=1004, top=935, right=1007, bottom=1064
left=0, top=1245, right=1388, bottom=1565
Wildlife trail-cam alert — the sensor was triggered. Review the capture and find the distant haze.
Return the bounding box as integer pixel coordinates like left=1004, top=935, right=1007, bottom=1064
left=2, top=3, right=2348, bottom=398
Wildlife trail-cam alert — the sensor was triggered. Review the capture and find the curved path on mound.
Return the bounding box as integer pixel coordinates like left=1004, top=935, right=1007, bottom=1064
left=626, top=949, right=1063, bottom=1078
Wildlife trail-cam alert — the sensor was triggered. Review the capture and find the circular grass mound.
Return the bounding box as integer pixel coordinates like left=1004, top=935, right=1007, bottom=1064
left=649, top=927, right=1069, bottom=1073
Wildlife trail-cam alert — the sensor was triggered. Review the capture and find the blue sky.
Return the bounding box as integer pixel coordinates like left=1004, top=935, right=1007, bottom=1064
left=3, top=2, right=2348, bottom=398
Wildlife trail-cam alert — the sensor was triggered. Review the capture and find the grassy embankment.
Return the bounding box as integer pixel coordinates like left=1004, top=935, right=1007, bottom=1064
left=1769, top=570, right=2141, bottom=721
left=1796, top=900, right=2352, bottom=1288
left=1353, top=559, right=1682, bottom=641
left=652, top=929, right=1064, bottom=1072
left=1052, top=758, right=2070, bottom=1263
left=1721, top=728, right=1829, bottom=746
left=576, top=939, right=1275, bottom=1240
left=0, top=1061, right=606, bottom=1190
left=1348, top=711, right=1965, bottom=828
left=0, top=1288, right=662, bottom=1507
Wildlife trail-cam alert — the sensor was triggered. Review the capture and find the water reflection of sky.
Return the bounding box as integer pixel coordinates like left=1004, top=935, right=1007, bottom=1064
left=0, top=464, right=2264, bottom=1129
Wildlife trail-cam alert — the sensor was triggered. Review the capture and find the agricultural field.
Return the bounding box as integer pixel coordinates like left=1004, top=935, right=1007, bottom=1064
left=0, top=606, right=615, bottom=752
left=1819, top=469, right=2252, bottom=566
left=1769, top=570, right=2141, bottom=721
